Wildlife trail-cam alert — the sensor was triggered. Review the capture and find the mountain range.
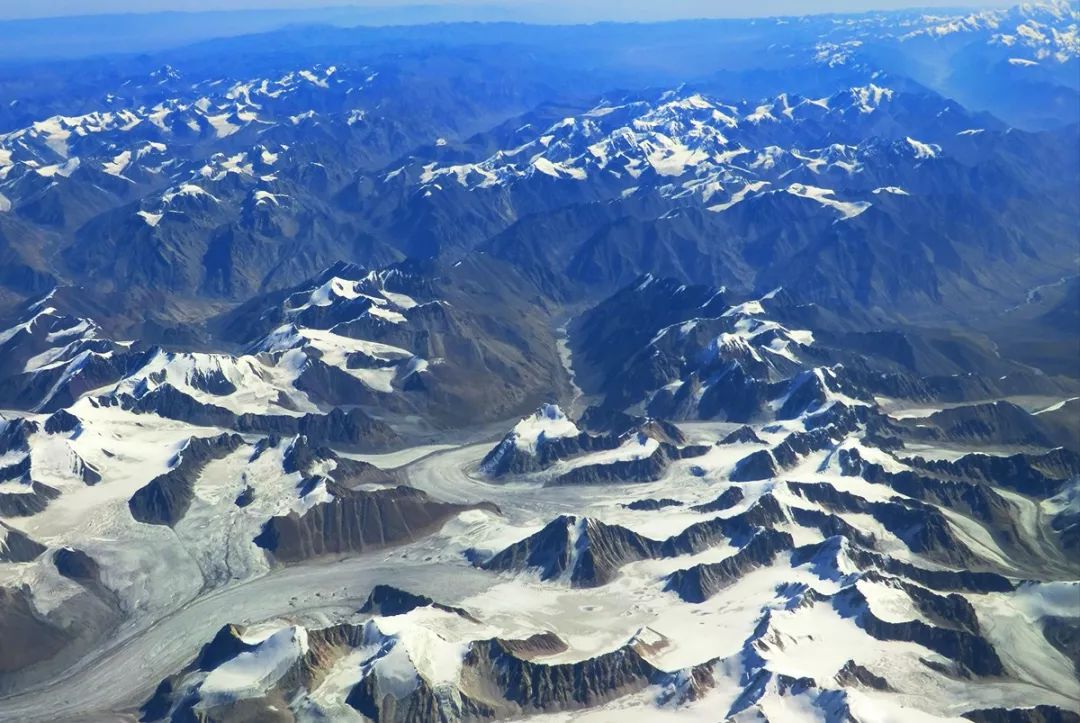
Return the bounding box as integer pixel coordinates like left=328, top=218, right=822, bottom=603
left=0, top=3, right=1077, bottom=722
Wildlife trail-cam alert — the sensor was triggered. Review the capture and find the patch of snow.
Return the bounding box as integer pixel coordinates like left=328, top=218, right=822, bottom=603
left=905, top=137, right=940, bottom=159
left=511, top=404, right=580, bottom=454
left=785, top=183, right=870, bottom=219
left=137, top=210, right=163, bottom=227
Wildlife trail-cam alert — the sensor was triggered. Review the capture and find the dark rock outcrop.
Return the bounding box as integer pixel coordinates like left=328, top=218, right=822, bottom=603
left=791, top=538, right=1013, bottom=594
left=0, top=418, right=38, bottom=456
left=665, top=529, right=795, bottom=603
left=43, top=409, right=81, bottom=435
left=0, top=522, right=46, bottom=563
left=721, top=426, right=764, bottom=444
left=548, top=441, right=709, bottom=486
left=0, top=587, right=69, bottom=674
left=834, top=659, right=891, bottom=690
left=480, top=429, right=615, bottom=478
left=963, top=705, right=1080, bottom=723
left=234, top=485, right=255, bottom=508
left=53, top=547, right=101, bottom=584
left=666, top=494, right=787, bottom=553
left=691, top=487, right=744, bottom=513
left=1041, top=616, right=1080, bottom=676
left=128, top=433, right=246, bottom=527
left=254, top=484, right=488, bottom=563
left=577, top=407, right=686, bottom=445
left=479, top=494, right=793, bottom=588
left=151, top=618, right=683, bottom=723
left=116, top=385, right=401, bottom=451
left=195, top=624, right=258, bottom=671
left=789, top=482, right=980, bottom=568
left=480, top=516, right=665, bottom=587
left=916, top=401, right=1074, bottom=451
left=623, top=498, right=683, bottom=511
left=730, top=449, right=779, bottom=482
left=481, top=406, right=701, bottom=482
left=460, top=637, right=666, bottom=715
left=359, top=584, right=478, bottom=621
left=910, top=448, right=1080, bottom=498
left=0, top=480, right=60, bottom=517
left=496, top=631, right=569, bottom=660
left=834, top=586, right=1005, bottom=677
left=282, top=435, right=396, bottom=487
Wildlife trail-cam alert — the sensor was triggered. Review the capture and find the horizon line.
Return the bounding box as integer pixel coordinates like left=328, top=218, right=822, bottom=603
left=0, top=0, right=1022, bottom=25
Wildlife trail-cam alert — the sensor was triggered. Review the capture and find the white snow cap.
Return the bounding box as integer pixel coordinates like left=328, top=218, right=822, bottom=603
left=512, top=403, right=579, bottom=453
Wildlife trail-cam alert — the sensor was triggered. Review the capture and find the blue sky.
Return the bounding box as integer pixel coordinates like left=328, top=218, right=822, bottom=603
left=0, top=0, right=1014, bottom=21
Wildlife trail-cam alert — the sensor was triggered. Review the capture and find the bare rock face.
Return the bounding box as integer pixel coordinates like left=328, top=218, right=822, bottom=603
left=789, top=481, right=982, bottom=569
left=832, top=585, right=1005, bottom=678
left=479, top=412, right=619, bottom=478
left=459, top=637, right=665, bottom=715
left=623, top=497, right=683, bottom=511
left=117, top=384, right=402, bottom=451
left=576, top=407, right=687, bottom=445
left=358, top=584, right=478, bottom=621
left=0, top=587, right=70, bottom=675
left=254, top=484, right=492, bottom=563
left=53, top=546, right=121, bottom=612
left=691, top=487, right=744, bottom=513
left=479, top=515, right=666, bottom=587
left=0, top=522, right=46, bottom=563
left=481, top=405, right=708, bottom=485
left=194, top=624, right=258, bottom=672
left=1041, top=616, right=1080, bottom=677
left=234, top=485, right=255, bottom=508
left=834, top=659, right=891, bottom=690
left=478, top=494, right=796, bottom=589
left=834, top=449, right=1043, bottom=564
left=732, top=417, right=859, bottom=482
left=128, top=432, right=246, bottom=527
left=336, top=629, right=677, bottom=723
left=347, top=670, right=498, bottom=723
left=144, top=621, right=368, bottom=722
left=829, top=543, right=1013, bottom=595
left=916, top=401, right=1075, bottom=451
left=257, top=406, right=401, bottom=452
left=495, top=631, right=569, bottom=660
left=962, top=707, right=1080, bottom=723
left=664, top=528, right=795, bottom=603
left=43, top=409, right=81, bottom=434
left=729, top=449, right=780, bottom=482
left=1, top=455, right=29, bottom=486
left=281, top=434, right=396, bottom=486
left=663, top=494, right=787, bottom=555
left=721, top=426, right=764, bottom=444
left=219, top=256, right=573, bottom=428
left=0, top=480, right=60, bottom=517
left=0, top=418, right=38, bottom=456
left=144, top=613, right=672, bottom=723
left=910, top=448, right=1080, bottom=498
left=548, top=440, right=709, bottom=487
left=52, top=547, right=101, bottom=584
